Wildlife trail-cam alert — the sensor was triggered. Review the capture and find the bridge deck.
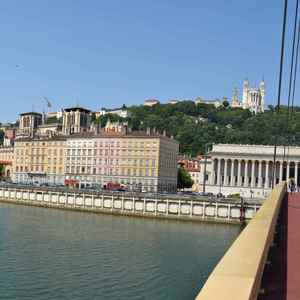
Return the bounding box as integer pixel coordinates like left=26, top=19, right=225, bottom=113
left=259, top=192, right=300, bottom=300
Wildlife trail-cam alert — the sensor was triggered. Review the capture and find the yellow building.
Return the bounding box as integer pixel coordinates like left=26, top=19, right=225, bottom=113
left=13, top=137, right=66, bottom=184
left=65, top=123, right=179, bottom=192
left=0, top=146, right=14, bottom=178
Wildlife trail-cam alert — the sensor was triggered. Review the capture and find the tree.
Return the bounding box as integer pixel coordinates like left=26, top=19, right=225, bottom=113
left=177, top=167, right=194, bottom=189
left=0, top=130, right=4, bottom=145
left=122, top=100, right=300, bottom=156
left=223, top=100, right=230, bottom=108
left=0, top=165, right=4, bottom=178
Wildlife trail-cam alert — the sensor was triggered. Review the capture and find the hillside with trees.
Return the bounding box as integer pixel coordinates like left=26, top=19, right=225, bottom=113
left=95, top=101, right=299, bottom=156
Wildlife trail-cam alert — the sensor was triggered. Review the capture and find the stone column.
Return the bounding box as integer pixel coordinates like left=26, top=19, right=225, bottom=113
left=279, top=161, right=283, bottom=182
left=251, top=161, right=255, bottom=187
left=216, top=159, right=221, bottom=186
left=210, top=160, right=216, bottom=185
left=287, top=161, right=290, bottom=180
left=258, top=161, right=262, bottom=188
left=244, top=160, right=248, bottom=187
left=230, top=160, right=234, bottom=186
left=237, top=160, right=242, bottom=186
left=265, top=162, right=269, bottom=188
left=224, top=159, right=228, bottom=186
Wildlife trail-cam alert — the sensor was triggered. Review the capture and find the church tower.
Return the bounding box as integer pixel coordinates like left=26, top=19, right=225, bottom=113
left=259, top=79, right=265, bottom=112
left=231, top=87, right=240, bottom=108
left=242, top=79, right=249, bottom=108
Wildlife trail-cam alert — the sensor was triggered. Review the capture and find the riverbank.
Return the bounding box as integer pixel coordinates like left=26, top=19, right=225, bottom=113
left=0, top=186, right=261, bottom=224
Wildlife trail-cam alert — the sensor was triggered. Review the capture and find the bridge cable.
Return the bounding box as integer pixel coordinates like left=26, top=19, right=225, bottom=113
left=286, top=18, right=300, bottom=186
left=291, top=19, right=300, bottom=113
left=272, top=0, right=289, bottom=188
left=284, top=0, right=299, bottom=163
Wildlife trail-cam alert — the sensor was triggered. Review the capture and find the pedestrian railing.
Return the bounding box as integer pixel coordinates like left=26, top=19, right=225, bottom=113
left=195, top=183, right=286, bottom=300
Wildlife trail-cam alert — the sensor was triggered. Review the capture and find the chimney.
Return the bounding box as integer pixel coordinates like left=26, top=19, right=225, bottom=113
left=163, top=129, right=166, bottom=136
left=146, top=127, right=151, bottom=135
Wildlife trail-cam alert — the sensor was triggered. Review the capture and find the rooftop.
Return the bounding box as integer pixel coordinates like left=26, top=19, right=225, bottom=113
left=64, top=130, right=178, bottom=143
left=20, top=112, right=43, bottom=116
left=64, top=107, right=91, bottom=113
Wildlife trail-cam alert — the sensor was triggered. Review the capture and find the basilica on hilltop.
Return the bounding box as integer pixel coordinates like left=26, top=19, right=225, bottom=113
left=231, top=79, right=265, bottom=114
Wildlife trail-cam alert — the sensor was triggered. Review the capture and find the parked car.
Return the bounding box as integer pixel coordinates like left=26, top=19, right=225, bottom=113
left=198, top=192, right=210, bottom=196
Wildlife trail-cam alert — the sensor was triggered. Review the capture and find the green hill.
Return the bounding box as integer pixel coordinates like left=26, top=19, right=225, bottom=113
left=95, top=101, right=299, bottom=156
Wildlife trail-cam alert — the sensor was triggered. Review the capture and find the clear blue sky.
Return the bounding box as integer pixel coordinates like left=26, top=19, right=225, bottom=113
left=0, top=0, right=297, bottom=122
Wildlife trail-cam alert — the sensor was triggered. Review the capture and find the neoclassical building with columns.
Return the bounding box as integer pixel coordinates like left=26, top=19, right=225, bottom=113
left=205, top=144, right=299, bottom=198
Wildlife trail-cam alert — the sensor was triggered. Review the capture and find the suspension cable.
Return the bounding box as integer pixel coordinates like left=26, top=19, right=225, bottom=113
left=284, top=0, right=299, bottom=162
left=291, top=20, right=300, bottom=112
left=286, top=19, right=300, bottom=167
left=272, top=0, right=289, bottom=188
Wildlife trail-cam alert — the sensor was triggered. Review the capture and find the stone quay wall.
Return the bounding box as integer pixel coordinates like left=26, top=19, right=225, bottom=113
left=0, top=186, right=261, bottom=224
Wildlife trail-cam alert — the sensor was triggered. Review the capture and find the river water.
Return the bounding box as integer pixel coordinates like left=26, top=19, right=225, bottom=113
left=0, top=203, right=241, bottom=300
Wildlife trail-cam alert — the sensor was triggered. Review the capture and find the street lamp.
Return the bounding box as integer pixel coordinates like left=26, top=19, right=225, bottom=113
left=202, top=143, right=211, bottom=194
left=250, top=189, right=254, bottom=199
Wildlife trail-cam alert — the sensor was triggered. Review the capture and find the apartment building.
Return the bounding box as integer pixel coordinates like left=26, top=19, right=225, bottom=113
left=13, top=137, right=66, bottom=184
left=65, top=125, right=178, bottom=192
left=0, top=146, right=14, bottom=178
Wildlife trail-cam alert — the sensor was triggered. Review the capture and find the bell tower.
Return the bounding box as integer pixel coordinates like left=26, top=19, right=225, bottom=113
left=231, top=87, right=239, bottom=107
left=242, top=79, right=249, bottom=108
left=259, top=79, right=265, bottom=112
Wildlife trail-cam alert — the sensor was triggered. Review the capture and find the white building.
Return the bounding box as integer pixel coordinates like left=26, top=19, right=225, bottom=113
left=95, top=107, right=131, bottom=119
left=231, top=79, right=265, bottom=113
left=144, top=99, right=160, bottom=107
left=47, top=111, right=63, bottom=119
left=205, top=144, right=299, bottom=199
left=37, top=123, right=62, bottom=137
left=195, top=97, right=222, bottom=108
left=168, top=100, right=179, bottom=105
left=242, top=79, right=265, bottom=113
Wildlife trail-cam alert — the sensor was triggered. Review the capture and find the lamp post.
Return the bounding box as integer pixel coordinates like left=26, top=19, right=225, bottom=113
left=202, top=143, right=210, bottom=194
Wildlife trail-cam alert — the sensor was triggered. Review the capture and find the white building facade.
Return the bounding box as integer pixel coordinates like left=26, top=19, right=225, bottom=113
left=195, top=97, right=222, bottom=108
left=95, top=107, right=131, bottom=119
left=242, top=79, right=265, bottom=113
left=205, top=144, right=299, bottom=198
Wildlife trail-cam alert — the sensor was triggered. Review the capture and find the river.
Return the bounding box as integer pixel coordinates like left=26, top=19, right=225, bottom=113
left=0, top=202, right=241, bottom=300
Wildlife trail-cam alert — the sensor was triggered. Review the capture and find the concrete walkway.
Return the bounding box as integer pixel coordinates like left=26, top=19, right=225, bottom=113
left=259, top=192, right=300, bottom=300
